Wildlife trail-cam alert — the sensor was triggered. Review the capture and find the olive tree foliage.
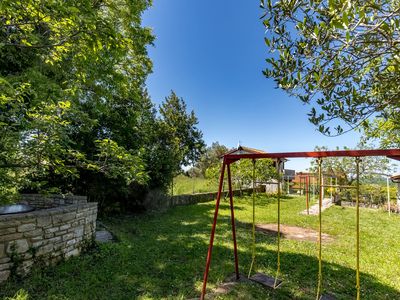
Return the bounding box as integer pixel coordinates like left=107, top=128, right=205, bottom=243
left=361, top=118, right=400, bottom=148
left=261, top=0, right=400, bottom=138
left=190, top=142, right=229, bottom=177
left=309, top=145, right=396, bottom=186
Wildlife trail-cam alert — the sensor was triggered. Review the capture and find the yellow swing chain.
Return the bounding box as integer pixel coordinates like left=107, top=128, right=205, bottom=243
left=355, top=157, right=361, bottom=300
left=274, top=158, right=282, bottom=288
left=248, top=159, right=257, bottom=278
left=316, top=158, right=323, bottom=300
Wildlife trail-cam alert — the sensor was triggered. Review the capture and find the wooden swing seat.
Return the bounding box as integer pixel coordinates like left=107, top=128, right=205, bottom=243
left=249, top=272, right=282, bottom=289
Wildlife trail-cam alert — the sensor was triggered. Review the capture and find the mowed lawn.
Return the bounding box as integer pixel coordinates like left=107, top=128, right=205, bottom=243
left=1, top=195, right=399, bottom=299
left=171, top=175, right=217, bottom=195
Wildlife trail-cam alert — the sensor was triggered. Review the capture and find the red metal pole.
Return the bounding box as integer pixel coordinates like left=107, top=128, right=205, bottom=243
left=200, top=160, right=226, bottom=300
left=227, top=163, right=239, bottom=279
left=306, top=175, right=309, bottom=215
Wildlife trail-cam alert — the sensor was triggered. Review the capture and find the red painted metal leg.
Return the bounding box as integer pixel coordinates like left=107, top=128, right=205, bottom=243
left=200, top=161, right=226, bottom=300
left=227, top=163, right=239, bottom=279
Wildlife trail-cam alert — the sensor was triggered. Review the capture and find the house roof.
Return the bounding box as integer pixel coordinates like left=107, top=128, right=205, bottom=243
left=391, top=173, right=400, bottom=182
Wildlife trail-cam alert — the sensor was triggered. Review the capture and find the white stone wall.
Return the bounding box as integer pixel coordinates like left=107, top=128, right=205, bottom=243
left=0, top=195, right=97, bottom=283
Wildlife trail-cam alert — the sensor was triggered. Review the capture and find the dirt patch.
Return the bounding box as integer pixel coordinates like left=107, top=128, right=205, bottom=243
left=255, top=224, right=333, bottom=242
left=189, top=273, right=251, bottom=299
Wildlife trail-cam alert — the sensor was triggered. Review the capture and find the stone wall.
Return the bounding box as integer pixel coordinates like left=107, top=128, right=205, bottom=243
left=340, top=201, right=380, bottom=209
left=0, top=195, right=97, bottom=283
left=144, top=186, right=265, bottom=211
left=19, top=194, right=87, bottom=209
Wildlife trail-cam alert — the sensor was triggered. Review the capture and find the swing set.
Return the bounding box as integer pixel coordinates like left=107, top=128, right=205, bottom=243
left=200, top=147, right=400, bottom=300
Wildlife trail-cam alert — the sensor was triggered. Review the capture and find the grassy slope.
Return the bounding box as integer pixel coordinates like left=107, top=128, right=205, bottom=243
left=172, top=175, right=218, bottom=195
left=1, top=195, right=399, bottom=299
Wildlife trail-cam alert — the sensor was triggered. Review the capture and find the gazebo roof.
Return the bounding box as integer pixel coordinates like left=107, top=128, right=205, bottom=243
left=224, top=145, right=267, bottom=156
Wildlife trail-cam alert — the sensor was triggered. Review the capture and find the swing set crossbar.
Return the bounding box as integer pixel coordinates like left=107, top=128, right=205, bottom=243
left=224, top=149, right=400, bottom=161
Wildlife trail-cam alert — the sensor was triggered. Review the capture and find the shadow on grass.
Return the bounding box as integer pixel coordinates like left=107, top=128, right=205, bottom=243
left=0, top=202, right=398, bottom=300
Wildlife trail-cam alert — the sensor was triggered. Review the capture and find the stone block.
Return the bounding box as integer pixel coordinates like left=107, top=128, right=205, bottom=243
left=53, top=242, right=65, bottom=251
left=0, top=243, right=4, bottom=258
left=18, top=223, right=36, bottom=233
left=32, top=240, right=46, bottom=248
left=48, top=236, right=62, bottom=244
left=0, top=257, right=11, bottom=264
left=53, top=212, right=76, bottom=224
left=23, top=229, right=43, bottom=238
left=37, top=216, right=52, bottom=227
left=45, top=227, right=59, bottom=234
left=20, top=218, right=36, bottom=224
left=59, top=224, right=71, bottom=231
left=0, top=233, right=23, bottom=242
left=31, top=235, right=43, bottom=242
left=44, top=233, right=54, bottom=239
left=63, top=233, right=74, bottom=241
left=66, top=239, right=76, bottom=246
left=55, top=230, right=67, bottom=236
left=0, top=270, right=10, bottom=283
left=7, top=239, right=29, bottom=254
left=74, top=226, right=84, bottom=238
left=0, top=262, right=11, bottom=271
left=65, top=248, right=79, bottom=258
left=0, top=227, right=16, bottom=236
left=0, top=221, right=20, bottom=229
left=36, top=244, right=53, bottom=256
left=84, top=224, right=93, bottom=232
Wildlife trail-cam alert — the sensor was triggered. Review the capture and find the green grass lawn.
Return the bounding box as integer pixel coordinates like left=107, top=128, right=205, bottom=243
left=171, top=175, right=218, bottom=195
left=1, top=195, right=399, bottom=299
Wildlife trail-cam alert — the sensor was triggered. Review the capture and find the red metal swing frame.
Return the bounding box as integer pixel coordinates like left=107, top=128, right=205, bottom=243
left=200, top=148, right=400, bottom=299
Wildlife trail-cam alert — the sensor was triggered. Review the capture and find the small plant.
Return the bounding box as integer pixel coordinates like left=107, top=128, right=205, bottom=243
left=9, top=244, right=23, bottom=279
left=5, top=289, right=29, bottom=300
left=80, top=237, right=98, bottom=254
left=27, top=246, right=37, bottom=260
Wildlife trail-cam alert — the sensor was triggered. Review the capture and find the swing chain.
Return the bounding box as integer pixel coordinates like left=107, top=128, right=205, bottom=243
left=316, top=158, right=323, bottom=300
left=248, top=159, right=257, bottom=278
left=274, top=158, right=282, bottom=288
left=355, top=157, right=361, bottom=300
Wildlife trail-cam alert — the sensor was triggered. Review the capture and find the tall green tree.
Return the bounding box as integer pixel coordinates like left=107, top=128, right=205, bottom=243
left=0, top=0, right=154, bottom=201
left=0, top=1, right=206, bottom=209
left=148, top=91, right=205, bottom=189
left=261, top=0, right=400, bottom=138
left=191, top=142, right=229, bottom=177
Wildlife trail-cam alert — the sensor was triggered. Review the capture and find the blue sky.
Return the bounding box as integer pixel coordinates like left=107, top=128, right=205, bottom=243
left=142, top=1, right=366, bottom=171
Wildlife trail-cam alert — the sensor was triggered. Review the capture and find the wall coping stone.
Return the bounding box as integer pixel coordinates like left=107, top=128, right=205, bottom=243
left=0, top=203, right=97, bottom=222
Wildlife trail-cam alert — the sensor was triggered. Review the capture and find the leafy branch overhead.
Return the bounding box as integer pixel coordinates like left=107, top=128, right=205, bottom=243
left=261, top=0, right=400, bottom=137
